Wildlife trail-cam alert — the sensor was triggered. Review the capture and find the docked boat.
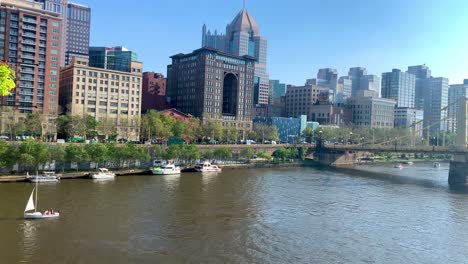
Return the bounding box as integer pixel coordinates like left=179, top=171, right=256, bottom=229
left=24, top=176, right=60, bottom=219
left=433, top=162, right=441, bottom=168
left=27, top=171, right=60, bottom=183
left=90, top=168, right=115, bottom=179
left=152, top=164, right=181, bottom=175
left=194, top=161, right=222, bottom=172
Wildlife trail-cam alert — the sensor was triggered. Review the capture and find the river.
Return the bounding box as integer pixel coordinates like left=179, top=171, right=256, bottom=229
left=1, top=163, right=468, bottom=263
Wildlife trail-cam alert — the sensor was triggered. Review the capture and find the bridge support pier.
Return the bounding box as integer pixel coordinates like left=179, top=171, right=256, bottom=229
left=449, top=154, right=468, bottom=186
left=312, top=150, right=367, bottom=167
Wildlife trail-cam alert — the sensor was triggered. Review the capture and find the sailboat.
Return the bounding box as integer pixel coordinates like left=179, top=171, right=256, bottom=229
left=24, top=179, right=60, bottom=219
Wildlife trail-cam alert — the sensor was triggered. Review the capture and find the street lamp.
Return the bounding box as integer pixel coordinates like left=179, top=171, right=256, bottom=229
left=349, top=132, right=353, bottom=144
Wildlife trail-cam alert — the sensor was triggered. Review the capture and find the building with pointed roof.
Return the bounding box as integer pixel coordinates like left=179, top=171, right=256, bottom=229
left=202, top=9, right=269, bottom=106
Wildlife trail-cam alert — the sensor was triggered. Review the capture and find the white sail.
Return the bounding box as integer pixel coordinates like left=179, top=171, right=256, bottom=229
left=24, top=188, right=35, bottom=212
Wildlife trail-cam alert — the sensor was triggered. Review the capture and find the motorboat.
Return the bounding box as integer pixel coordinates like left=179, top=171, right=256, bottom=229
left=394, top=164, right=404, bottom=169
left=433, top=162, right=441, bottom=168
left=403, top=161, right=414, bottom=165
left=27, top=171, right=60, bottom=183
left=194, top=161, right=222, bottom=172
left=90, top=168, right=115, bottom=179
left=24, top=176, right=60, bottom=219
left=152, top=164, right=181, bottom=175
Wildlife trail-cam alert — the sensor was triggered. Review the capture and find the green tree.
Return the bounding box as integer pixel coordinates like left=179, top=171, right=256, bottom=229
left=18, top=140, right=49, bottom=174
left=56, top=115, right=71, bottom=138
left=179, top=145, right=201, bottom=164
left=241, top=146, right=255, bottom=160
left=97, top=117, right=117, bottom=141
left=303, top=127, right=315, bottom=143
left=272, top=148, right=291, bottom=162
left=257, top=151, right=273, bottom=161
left=0, top=62, right=16, bottom=96
left=24, top=113, right=43, bottom=137
left=0, top=140, right=16, bottom=167
left=204, top=122, right=223, bottom=141
left=85, top=143, right=109, bottom=169
left=49, top=144, right=66, bottom=171
left=213, top=147, right=233, bottom=160
left=65, top=144, right=88, bottom=171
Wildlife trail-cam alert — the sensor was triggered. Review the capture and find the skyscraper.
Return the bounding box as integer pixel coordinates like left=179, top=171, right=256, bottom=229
left=422, top=77, right=449, bottom=136
left=89, top=47, right=138, bottom=73
left=348, top=67, right=380, bottom=97
left=448, top=83, right=468, bottom=133
left=381, top=69, right=416, bottom=108
left=202, top=9, right=269, bottom=105
left=0, top=0, right=62, bottom=116
left=337, top=76, right=352, bottom=103
left=407, top=65, right=431, bottom=110
left=167, top=47, right=256, bottom=136
left=35, top=0, right=91, bottom=66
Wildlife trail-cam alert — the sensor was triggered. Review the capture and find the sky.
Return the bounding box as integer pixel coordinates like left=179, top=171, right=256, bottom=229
left=77, top=0, right=468, bottom=85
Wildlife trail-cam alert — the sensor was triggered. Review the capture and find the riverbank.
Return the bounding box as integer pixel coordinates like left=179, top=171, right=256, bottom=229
left=0, top=161, right=304, bottom=183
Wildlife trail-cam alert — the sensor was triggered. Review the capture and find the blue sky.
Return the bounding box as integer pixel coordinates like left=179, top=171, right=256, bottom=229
left=79, top=0, right=468, bottom=85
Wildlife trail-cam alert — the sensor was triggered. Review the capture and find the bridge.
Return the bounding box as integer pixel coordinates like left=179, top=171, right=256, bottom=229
left=311, top=97, right=468, bottom=186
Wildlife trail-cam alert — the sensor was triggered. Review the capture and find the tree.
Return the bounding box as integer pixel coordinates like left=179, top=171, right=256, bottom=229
left=0, top=139, right=16, bottom=167
left=18, top=140, right=49, bottom=174
left=241, top=146, right=255, bottom=160
left=247, top=130, right=259, bottom=141
left=272, top=148, right=291, bottom=162
left=179, top=145, right=201, bottom=164
left=257, top=151, right=273, bottom=161
left=84, top=115, right=98, bottom=138
left=24, top=113, right=43, bottom=137
left=204, top=122, right=223, bottom=141
left=65, top=144, right=88, bottom=171
left=68, top=115, right=87, bottom=139
left=163, top=145, right=182, bottom=161
left=56, top=115, right=71, bottom=138
left=97, top=117, right=117, bottom=141
left=0, top=62, right=16, bottom=96
left=85, top=143, right=109, bottom=169
left=303, top=127, right=315, bottom=143
left=213, top=147, right=233, bottom=160
left=49, top=144, right=66, bottom=171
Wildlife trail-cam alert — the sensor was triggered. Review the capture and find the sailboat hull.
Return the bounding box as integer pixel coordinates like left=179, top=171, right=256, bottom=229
left=24, top=212, right=60, bottom=219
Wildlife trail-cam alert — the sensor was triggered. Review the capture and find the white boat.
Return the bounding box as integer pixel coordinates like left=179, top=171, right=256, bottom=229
left=394, top=164, right=404, bottom=169
left=90, top=168, right=115, bottom=179
left=433, top=162, right=441, bottom=168
left=194, top=161, right=222, bottom=172
left=152, top=164, right=181, bottom=175
left=27, top=171, right=60, bottom=183
left=24, top=177, right=60, bottom=219
left=403, top=161, right=414, bottom=165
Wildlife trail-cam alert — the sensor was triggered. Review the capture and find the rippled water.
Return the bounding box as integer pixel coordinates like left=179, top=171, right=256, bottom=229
left=1, top=163, right=468, bottom=263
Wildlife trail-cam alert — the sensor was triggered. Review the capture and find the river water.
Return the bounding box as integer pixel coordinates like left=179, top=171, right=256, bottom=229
left=1, top=163, right=468, bottom=263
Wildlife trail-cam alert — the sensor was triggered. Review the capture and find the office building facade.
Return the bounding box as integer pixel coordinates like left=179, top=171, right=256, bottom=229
left=89, top=46, right=138, bottom=73
left=202, top=9, right=269, bottom=105
left=448, top=82, right=468, bottom=133
left=348, top=67, right=381, bottom=97
left=167, top=47, right=256, bottom=136
left=407, top=65, right=431, bottom=110
left=348, top=94, right=396, bottom=128
left=284, top=84, right=331, bottom=121
left=59, top=57, right=143, bottom=140
left=35, top=0, right=90, bottom=66
left=381, top=69, right=416, bottom=108
left=422, top=77, right=449, bottom=136
left=394, top=107, right=424, bottom=136
left=141, top=72, right=168, bottom=112
left=0, top=0, right=62, bottom=116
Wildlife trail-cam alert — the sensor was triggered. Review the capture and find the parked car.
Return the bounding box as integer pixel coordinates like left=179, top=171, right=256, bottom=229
left=57, top=139, right=66, bottom=144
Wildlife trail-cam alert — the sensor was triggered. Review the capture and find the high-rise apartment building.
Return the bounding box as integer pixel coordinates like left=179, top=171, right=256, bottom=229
left=89, top=46, right=138, bottom=73
left=35, top=0, right=90, bottom=66
left=202, top=9, right=269, bottom=105
left=422, top=77, right=449, bottom=136
left=407, top=65, right=431, bottom=110
left=448, top=82, right=468, bottom=133
left=381, top=69, right=416, bottom=108
left=59, top=57, right=143, bottom=140
left=166, top=47, right=256, bottom=136
left=348, top=67, right=381, bottom=97
left=0, top=0, right=62, bottom=116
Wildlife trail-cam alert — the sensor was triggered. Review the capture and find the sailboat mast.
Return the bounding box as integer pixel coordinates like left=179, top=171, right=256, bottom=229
left=35, top=176, right=38, bottom=212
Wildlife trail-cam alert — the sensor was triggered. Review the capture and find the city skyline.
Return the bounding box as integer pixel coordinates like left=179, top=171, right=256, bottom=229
left=78, top=0, right=468, bottom=85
